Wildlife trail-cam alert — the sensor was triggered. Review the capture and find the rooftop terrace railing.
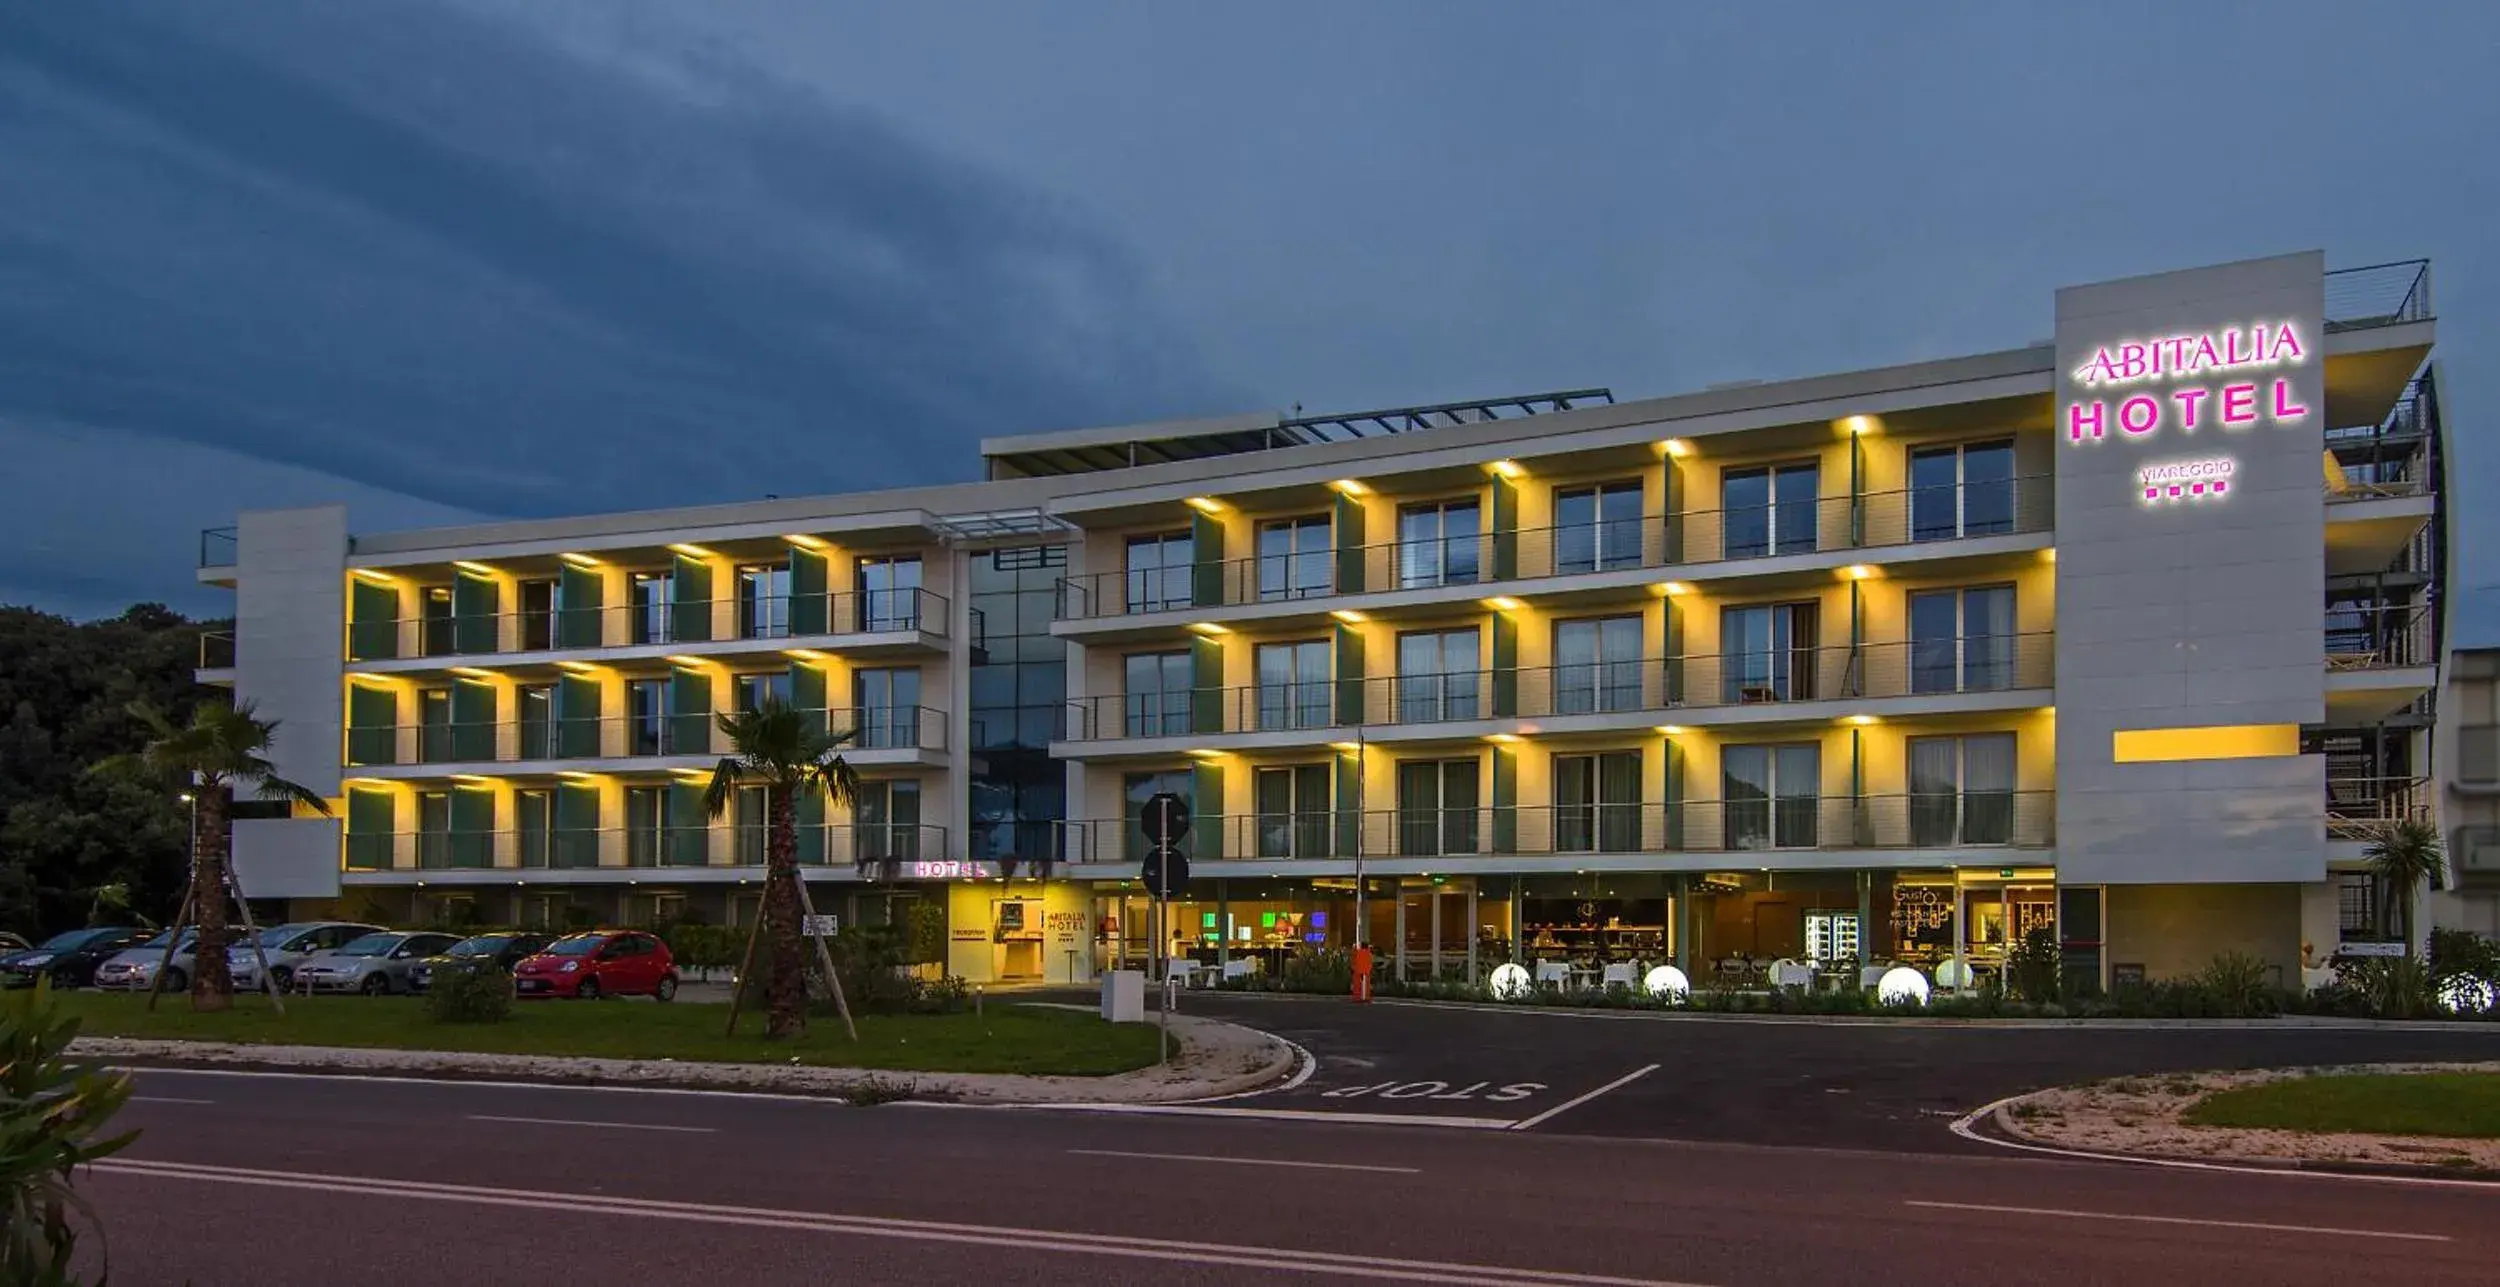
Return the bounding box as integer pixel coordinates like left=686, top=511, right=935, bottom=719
left=2323, top=260, right=2433, bottom=333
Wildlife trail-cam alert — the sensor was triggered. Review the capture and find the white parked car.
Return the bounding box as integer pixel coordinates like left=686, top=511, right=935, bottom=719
left=228, top=921, right=386, bottom=992
left=92, top=929, right=211, bottom=992
left=294, top=932, right=462, bottom=995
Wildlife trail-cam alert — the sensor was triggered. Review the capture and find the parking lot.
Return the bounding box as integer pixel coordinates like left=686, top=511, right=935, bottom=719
left=1169, top=992, right=2500, bottom=1149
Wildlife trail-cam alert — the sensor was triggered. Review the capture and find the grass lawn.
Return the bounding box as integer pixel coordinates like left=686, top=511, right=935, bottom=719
left=2184, top=1072, right=2500, bottom=1138
left=52, top=992, right=1161, bottom=1077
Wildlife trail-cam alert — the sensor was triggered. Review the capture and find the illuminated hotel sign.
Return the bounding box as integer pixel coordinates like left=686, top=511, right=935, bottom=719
left=910, top=860, right=1001, bottom=880
left=2065, top=321, right=2310, bottom=446
left=2138, top=456, right=2233, bottom=503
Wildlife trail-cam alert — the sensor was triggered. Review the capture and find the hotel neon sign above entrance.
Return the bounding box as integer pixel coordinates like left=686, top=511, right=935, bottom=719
left=2064, top=321, right=2311, bottom=505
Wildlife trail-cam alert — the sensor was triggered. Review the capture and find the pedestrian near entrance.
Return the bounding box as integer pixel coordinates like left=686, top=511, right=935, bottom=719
left=1351, top=944, right=1373, bottom=1003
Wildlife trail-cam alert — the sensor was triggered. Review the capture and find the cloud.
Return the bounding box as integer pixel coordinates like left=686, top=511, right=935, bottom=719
left=0, top=0, right=1240, bottom=613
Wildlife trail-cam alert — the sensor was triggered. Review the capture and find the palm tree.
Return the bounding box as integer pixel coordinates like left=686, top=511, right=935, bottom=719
left=2365, top=817, right=2445, bottom=954
left=104, top=700, right=329, bottom=1012
left=704, top=695, right=860, bottom=1041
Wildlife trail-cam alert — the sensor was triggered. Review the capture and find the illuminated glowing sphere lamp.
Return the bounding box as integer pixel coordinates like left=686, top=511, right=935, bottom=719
left=1489, top=962, right=1533, bottom=1000
left=1877, top=966, right=1932, bottom=1006
left=2438, top=975, right=2494, bottom=1015
left=1642, top=964, right=1691, bottom=1002
left=1934, top=958, right=1972, bottom=990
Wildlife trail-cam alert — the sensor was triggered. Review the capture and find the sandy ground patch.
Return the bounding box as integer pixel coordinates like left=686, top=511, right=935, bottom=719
left=1995, top=1061, right=2500, bottom=1172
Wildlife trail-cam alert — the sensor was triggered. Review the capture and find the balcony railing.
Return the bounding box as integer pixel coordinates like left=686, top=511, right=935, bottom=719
left=343, top=705, right=947, bottom=768
left=199, top=527, right=237, bottom=570
left=2326, top=776, right=2429, bottom=842
left=2324, top=605, right=2433, bottom=672
left=1057, top=476, right=2054, bottom=620
left=346, top=588, right=949, bottom=663
left=198, top=630, right=236, bottom=669
left=1065, top=792, right=2055, bottom=863
left=345, top=823, right=948, bottom=872
left=1068, top=634, right=2054, bottom=741
left=2323, top=260, right=2433, bottom=333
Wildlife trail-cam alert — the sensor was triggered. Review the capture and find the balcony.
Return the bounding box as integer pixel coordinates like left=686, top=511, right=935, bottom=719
left=2325, top=605, right=2435, bottom=724
left=1064, top=634, right=2053, bottom=748
left=345, top=588, right=950, bottom=669
left=2326, top=776, right=2428, bottom=844
left=1055, top=476, right=2054, bottom=625
left=2323, top=260, right=2432, bottom=334
left=198, top=526, right=237, bottom=570
left=1063, top=792, right=2056, bottom=870
left=344, top=705, right=948, bottom=771
left=344, top=823, right=949, bottom=874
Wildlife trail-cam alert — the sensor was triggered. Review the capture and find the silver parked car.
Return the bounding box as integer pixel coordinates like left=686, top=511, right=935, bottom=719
left=92, top=929, right=212, bottom=992
left=229, top=921, right=387, bottom=992
left=294, top=932, right=463, bottom=995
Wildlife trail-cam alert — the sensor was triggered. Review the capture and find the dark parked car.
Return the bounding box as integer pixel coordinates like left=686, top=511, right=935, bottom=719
left=2, top=927, right=152, bottom=990
left=0, top=932, right=28, bottom=954
left=408, top=931, right=554, bottom=994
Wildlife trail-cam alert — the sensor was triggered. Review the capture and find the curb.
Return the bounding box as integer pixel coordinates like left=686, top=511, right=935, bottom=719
left=69, top=1011, right=1299, bottom=1107
left=1363, top=996, right=2500, bottom=1031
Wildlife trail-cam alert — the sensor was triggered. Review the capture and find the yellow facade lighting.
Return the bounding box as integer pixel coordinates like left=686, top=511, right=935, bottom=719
left=784, top=648, right=830, bottom=662
left=1480, top=596, right=1524, bottom=612
left=785, top=534, right=829, bottom=550
left=1660, top=439, right=1693, bottom=459
left=1328, top=741, right=1361, bottom=753
left=1487, top=459, right=1526, bottom=480
left=451, top=774, right=492, bottom=784
left=1186, top=748, right=1226, bottom=761
left=1844, top=714, right=1881, bottom=726
left=1654, top=581, right=1693, bottom=597
left=556, top=770, right=597, bottom=781
left=1329, top=479, right=1371, bottom=497
left=2112, top=724, right=2298, bottom=764
left=1485, top=732, right=1524, bottom=745
left=2041, top=548, right=2058, bottom=564
left=1184, top=496, right=1225, bottom=515
left=449, top=666, right=495, bottom=679
left=666, top=543, right=717, bottom=559
left=664, top=654, right=710, bottom=668
left=1654, top=725, right=1689, bottom=736
left=453, top=560, right=496, bottom=576
left=1329, top=609, right=1367, bottom=624
left=559, top=552, right=604, bottom=569
left=1841, top=414, right=1879, bottom=436
left=1187, top=621, right=1230, bottom=637
left=557, top=660, right=600, bottom=674
left=351, top=569, right=399, bottom=586
left=1840, top=565, right=1877, bottom=581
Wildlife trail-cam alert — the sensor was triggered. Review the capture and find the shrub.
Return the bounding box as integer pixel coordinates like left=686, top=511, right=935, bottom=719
left=903, top=902, right=948, bottom=968
left=2004, top=924, right=2061, bottom=1002
left=2430, top=929, right=2500, bottom=987
left=426, top=964, right=512, bottom=1024
left=3, top=983, right=137, bottom=1286
left=2193, top=951, right=2281, bottom=1018
left=2334, top=955, right=2438, bottom=1019
left=1280, top=948, right=1353, bottom=995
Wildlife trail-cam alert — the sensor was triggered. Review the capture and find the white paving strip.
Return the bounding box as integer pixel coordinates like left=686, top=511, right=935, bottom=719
left=1901, top=1200, right=2451, bottom=1243
left=93, top=1157, right=1714, bottom=1287
left=1068, top=1148, right=1420, bottom=1175
left=1508, top=1064, right=1660, bottom=1131
left=468, top=1114, right=716, bottom=1134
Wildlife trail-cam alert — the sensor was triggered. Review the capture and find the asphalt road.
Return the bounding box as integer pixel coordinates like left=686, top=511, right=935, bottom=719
left=79, top=998, right=2500, bottom=1286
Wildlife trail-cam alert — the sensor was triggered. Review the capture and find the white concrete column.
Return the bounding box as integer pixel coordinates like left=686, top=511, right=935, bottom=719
left=945, top=547, right=975, bottom=862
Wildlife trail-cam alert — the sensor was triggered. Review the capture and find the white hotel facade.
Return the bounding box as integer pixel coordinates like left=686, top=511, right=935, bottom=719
left=201, top=251, right=2450, bottom=990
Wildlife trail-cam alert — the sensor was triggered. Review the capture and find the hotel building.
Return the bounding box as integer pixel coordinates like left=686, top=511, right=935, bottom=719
left=200, top=251, right=2448, bottom=990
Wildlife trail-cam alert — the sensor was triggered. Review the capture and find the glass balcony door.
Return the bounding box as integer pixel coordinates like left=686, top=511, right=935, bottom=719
left=1123, top=651, right=1194, bottom=737
left=1909, top=585, right=2017, bottom=694
left=1910, top=440, right=2016, bottom=542
left=1396, top=629, right=1481, bottom=723
left=1254, top=764, right=1332, bottom=859
left=854, top=668, right=921, bottom=748
left=1909, top=733, right=2017, bottom=846
left=1554, top=481, right=1644, bottom=573
left=1556, top=751, right=1641, bottom=853
left=1722, top=464, right=1818, bottom=559
left=1257, top=516, right=1332, bottom=601
left=1555, top=616, right=1644, bottom=714
left=1721, top=601, right=1818, bottom=703
left=1256, top=640, right=1333, bottom=731
left=1725, top=743, right=1818, bottom=849
left=1397, top=500, right=1481, bottom=589
left=1398, top=759, right=1479, bottom=856
left=1124, top=532, right=1194, bottom=613
left=856, top=556, right=923, bottom=632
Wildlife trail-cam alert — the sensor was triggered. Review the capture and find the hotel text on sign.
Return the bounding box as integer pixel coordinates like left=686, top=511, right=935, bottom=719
left=2066, top=322, right=2310, bottom=447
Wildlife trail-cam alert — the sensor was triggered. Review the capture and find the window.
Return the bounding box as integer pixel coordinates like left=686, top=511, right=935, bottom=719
left=854, top=668, right=921, bottom=748
left=1555, top=751, right=1642, bottom=853
left=1123, top=770, right=1195, bottom=862
left=856, top=556, right=923, bottom=631
left=1123, top=652, right=1193, bottom=737
left=518, top=684, right=555, bottom=760
left=1555, top=482, right=1645, bottom=574
left=1803, top=910, right=1861, bottom=963
left=1254, top=764, right=1332, bottom=858
left=856, top=780, right=922, bottom=861
left=737, top=670, right=793, bottom=715
left=1909, top=586, right=2017, bottom=694
left=736, top=784, right=770, bottom=864
left=1396, top=629, right=1481, bottom=723
left=738, top=563, right=791, bottom=639
left=422, top=587, right=455, bottom=657
left=1724, top=743, right=1819, bottom=849
left=1398, top=500, right=1480, bottom=589
left=517, top=789, right=552, bottom=868
left=1398, top=759, right=1479, bottom=856
left=519, top=578, right=556, bottom=651
left=630, top=572, right=673, bottom=645
left=1256, top=516, right=1332, bottom=601
left=1908, top=733, right=2018, bottom=846
left=625, top=787, right=668, bottom=866
left=419, top=689, right=453, bottom=764
left=2459, top=725, right=2500, bottom=786
left=2337, top=873, right=2381, bottom=937
left=1911, top=440, right=2016, bottom=542
left=1554, top=616, right=1645, bottom=714
left=627, top=679, right=668, bottom=756
left=1722, top=464, right=1819, bottom=559
left=1720, top=602, right=1819, bottom=703
left=1255, top=640, right=1334, bottom=731
left=1125, top=533, right=1194, bottom=613
left=417, top=790, right=452, bottom=868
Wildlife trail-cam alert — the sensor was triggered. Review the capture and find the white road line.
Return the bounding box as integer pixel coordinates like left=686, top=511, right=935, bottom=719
left=469, top=1114, right=715, bottom=1134
left=1509, top=1064, right=1659, bottom=1131
left=93, top=1157, right=1712, bottom=1287
left=1180, top=1036, right=1319, bottom=1102
left=1902, top=1199, right=2451, bottom=1243
left=129, top=1096, right=215, bottom=1105
left=115, top=1066, right=854, bottom=1105
left=1001, top=1103, right=1517, bottom=1129
left=1068, top=1148, right=1418, bottom=1175
left=1946, top=1093, right=2500, bottom=1191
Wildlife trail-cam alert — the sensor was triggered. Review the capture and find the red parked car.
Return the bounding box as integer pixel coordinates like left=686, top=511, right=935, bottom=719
left=512, top=931, right=679, bottom=1001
